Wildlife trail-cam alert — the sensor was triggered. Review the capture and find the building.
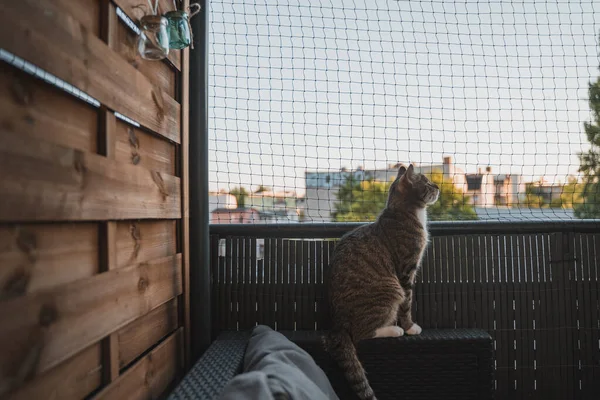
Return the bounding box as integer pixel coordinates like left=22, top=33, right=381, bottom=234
left=208, top=191, right=237, bottom=218
left=211, top=207, right=260, bottom=224
left=494, top=174, right=526, bottom=206
left=246, top=190, right=301, bottom=223
left=304, top=157, right=468, bottom=222
left=464, top=167, right=495, bottom=207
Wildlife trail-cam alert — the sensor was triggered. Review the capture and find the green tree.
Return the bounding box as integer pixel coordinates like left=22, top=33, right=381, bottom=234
left=523, top=183, right=548, bottom=208
left=426, top=171, right=478, bottom=221
left=549, top=177, right=585, bottom=209
left=576, top=61, right=600, bottom=218
left=332, top=170, right=477, bottom=222
left=230, top=186, right=248, bottom=208
left=254, top=185, right=269, bottom=193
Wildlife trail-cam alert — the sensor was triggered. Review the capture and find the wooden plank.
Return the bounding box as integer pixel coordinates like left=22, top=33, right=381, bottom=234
left=114, top=15, right=177, bottom=98
left=117, top=299, right=179, bottom=369
left=115, top=221, right=177, bottom=268
left=465, top=235, right=476, bottom=328
left=0, top=254, right=183, bottom=387
left=57, top=0, right=101, bottom=35
left=112, top=0, right=182, bottom=71
left=93, top=329, right=183, bottom=400
left=0, top=224, right=98, bottom=299
left=0, top=63, right=98, bottom=153
left=0, top=0, right=181, bottom=143
left=6, top=344, right=102, bottom=400
left=115, top=121, right=177, bottom=175
left=99, top=221, right=119, bottom=384
left=0, top=130, right=181, bottom=221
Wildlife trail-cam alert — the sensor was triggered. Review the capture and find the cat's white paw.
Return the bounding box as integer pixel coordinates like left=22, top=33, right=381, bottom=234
left=374, top=325, right=404, bottom=338
left=405, top=323, right=422, bottom=335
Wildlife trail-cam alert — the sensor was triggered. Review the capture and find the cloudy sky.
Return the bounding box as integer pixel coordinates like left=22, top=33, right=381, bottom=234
left=208, top=0, right=599, bottom=195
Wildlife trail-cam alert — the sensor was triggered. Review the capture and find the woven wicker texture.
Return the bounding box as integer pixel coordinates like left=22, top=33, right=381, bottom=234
left=281, top=329, right=494, bottom=400
left=171, top=329, right=493, bottom=400
left=167, top=333, right=249, bottom=400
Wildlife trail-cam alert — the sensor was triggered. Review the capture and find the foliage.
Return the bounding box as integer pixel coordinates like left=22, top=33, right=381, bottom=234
left=426, top=171, right=478, bottom=221
left=332, top=170, right=478, bottom=222
left=254, top=185, right=270, bottom=193
left=576, top=61, right=600, bottom=218
left=229, top=186, right=248, bottom=208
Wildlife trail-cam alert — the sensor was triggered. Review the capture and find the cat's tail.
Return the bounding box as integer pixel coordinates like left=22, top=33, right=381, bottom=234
left=323, top=330, right=376, bottom=400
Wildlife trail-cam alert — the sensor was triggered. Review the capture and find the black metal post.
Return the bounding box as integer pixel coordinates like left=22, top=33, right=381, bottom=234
left=189, top=0, right=210, bottom=363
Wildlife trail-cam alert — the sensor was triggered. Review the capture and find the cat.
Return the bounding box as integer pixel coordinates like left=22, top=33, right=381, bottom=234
left=323, top=164, right=440, bottom=400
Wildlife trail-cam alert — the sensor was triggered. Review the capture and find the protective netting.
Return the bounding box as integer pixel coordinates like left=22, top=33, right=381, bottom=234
left=208, top=0, right=599, bottom=224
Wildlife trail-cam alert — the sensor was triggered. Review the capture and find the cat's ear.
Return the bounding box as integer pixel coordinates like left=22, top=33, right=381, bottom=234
left=406, top=164, right=415, bottom=180
left=397, top=165, right=407, bottom=178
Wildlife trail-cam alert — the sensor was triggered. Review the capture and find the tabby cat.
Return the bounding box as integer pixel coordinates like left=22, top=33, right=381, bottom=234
left=323, top=164, right=440, bottom=400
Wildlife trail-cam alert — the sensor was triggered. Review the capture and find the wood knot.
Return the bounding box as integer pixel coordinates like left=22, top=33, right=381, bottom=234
left=39, top=303, right=58, bottom=327
left=151, top=89, right=165, bottom=121
left=128, top=128, right=141, bottom=165
left=130, top=223, right=141, bottom=260
left=144, top=369, right=154, bottom=384
left=151, top=171, right=169, bottom=200
left=11, top=79, right=32, bottom=106
left=16, top=227, right=37, bottom=263
left=1, top=267, right=32, bottom=301
left=138, top=276, right=148, bottom=292
left=73, top=150, right=87, bottom=175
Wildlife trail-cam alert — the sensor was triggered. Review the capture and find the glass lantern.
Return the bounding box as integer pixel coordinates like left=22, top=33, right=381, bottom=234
left=137, top=15, right=170, bottom=60
left=165, top=10, right=192, bottom=50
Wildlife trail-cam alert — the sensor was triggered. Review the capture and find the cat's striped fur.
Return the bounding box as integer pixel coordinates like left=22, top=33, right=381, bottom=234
left=323, top=164, right=440, bottom=400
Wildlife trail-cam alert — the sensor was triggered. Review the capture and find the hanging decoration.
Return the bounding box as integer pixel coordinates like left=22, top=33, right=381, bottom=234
left=164, top=1, right=201, bottom=50
left=137, top=0, right=170, bottom=60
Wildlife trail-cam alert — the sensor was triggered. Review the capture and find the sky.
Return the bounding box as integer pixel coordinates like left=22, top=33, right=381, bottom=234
left=208, top=0, right=599, bottom=196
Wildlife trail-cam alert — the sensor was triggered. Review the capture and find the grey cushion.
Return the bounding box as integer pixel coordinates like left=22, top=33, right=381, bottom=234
left=219, top=325, right=339, bottom=400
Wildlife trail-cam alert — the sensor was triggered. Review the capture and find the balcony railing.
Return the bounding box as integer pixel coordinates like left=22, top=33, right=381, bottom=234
left=208, top=220, right=600, bottom=400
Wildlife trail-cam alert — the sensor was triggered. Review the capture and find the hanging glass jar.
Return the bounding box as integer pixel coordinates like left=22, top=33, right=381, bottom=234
left=165, top=10, right=191, bottom=50
left=137, top=15, right=170, bottom=60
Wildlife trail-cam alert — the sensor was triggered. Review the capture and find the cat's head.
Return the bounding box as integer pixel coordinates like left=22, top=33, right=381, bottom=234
left=386, top=164, right=440, bottom=209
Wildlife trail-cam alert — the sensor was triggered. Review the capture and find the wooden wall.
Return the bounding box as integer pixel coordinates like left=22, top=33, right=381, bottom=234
left=0, top=0, right=190, bottom=398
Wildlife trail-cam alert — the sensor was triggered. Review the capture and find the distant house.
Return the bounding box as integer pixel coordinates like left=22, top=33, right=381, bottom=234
left=464, top=167, right=495, bottom=207
left=208, top=192, right=237, bottom=218
left=211, top=207, right=260, bottom=224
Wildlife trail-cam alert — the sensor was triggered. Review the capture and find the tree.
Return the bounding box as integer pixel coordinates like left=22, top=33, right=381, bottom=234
left=576, top=61, right=600, bottom=218
left=426, top=171, right=478, bottom=221
left=523, top=182, right=548, bottom=208
left=332, top=178, right=389, bottom=222
left=254, top=185, right=270, bottom=193
left=230, top=186, right=248, bottom=208
left=332, top=170, right=478, bottom=222
left=549, top=177, right=585, bottom=209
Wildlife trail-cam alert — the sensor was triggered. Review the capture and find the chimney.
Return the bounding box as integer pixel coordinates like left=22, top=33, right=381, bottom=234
left=443, top=156, right=452, bottom=165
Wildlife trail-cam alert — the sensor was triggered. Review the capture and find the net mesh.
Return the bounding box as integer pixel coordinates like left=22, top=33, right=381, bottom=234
left=208, top=0, right=599, bottom=224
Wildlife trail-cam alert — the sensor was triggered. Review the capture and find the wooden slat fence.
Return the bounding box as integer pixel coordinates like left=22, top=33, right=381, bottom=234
left=210, top=229, right=600, bottom=400
left=0, top=0, right=191, bottom=398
